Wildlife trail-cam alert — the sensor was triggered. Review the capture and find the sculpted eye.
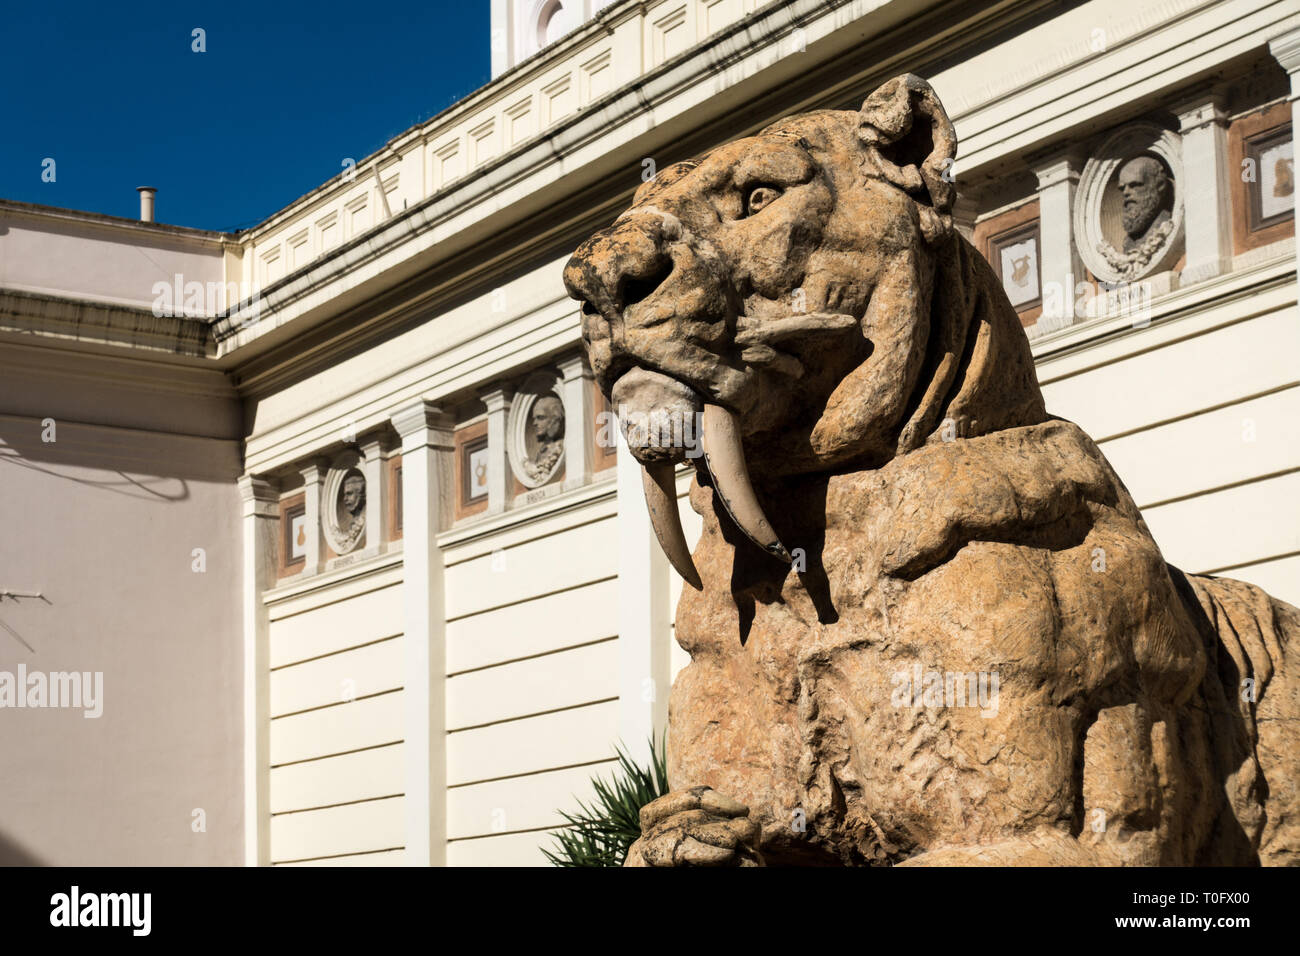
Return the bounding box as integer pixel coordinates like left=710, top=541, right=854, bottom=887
left=745, top=186, right=783, bottom=216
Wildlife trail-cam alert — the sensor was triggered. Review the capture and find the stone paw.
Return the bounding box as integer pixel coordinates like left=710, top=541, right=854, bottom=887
left=625, top=786, right=763, bottom=867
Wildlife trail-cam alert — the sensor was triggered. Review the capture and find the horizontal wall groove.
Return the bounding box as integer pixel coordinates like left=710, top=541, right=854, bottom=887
left=1093, top=381, right=1300, bottom=444
left=448, top=756, right=619, bottom=790
left=272, top=845, right=405, bottom=866
left=447, top=696, right=618, bottom=734
left=271, top=791, right=405, bottom=817
left=446, top=634, right=618, bottom=678
left=270, top=685, right=403, bottom=721
left=270, top=738, right=404, bottom=769
left=1199, top=549, right=1300, bottom=577
left=449, top=823, right=569, bottom=843
left=1138, top=467, right=1300, bottom=512
left=270, top=632, right=402, bottom=672
left=444, top=574, right=617, bottom=623
left=443, top=509, right=616, bottom=567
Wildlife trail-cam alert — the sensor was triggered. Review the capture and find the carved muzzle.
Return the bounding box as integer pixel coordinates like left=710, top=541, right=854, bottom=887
left=565, top=232, right=791, bottom=587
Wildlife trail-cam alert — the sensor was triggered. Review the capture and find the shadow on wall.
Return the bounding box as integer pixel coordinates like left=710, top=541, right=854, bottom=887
left=0, top=449, right=191, bottom=503
left=0, top=592, right=49, bottom=652
left=0, top=414, right=241, bottom=493
left=0, top=830, right=44, bottom=866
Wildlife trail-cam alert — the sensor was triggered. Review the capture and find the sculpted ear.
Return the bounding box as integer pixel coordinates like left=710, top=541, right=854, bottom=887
left=857, top=74, right=958, bottom=242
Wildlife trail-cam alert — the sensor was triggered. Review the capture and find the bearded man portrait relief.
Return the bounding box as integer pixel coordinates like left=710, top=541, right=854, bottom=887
left=1117, top=155, right=1174, bottom=251
left=563, top=74, right=1299, bottom=867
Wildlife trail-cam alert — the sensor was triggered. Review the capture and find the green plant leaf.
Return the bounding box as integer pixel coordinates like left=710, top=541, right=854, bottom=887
left=545, top=733, right=668, bottom=867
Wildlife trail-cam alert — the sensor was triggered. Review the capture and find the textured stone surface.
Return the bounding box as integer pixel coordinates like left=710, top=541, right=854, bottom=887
left=564, top=75, right=1298, bottom=866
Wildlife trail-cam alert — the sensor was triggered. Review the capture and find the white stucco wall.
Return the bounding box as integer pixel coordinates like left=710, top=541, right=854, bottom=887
left=0, top=415, right=243, bottom=865
left=1037, top=259, right=1300, bottom=608
left=0, top=204, right=226, bottom=312
left=443, top=490, right=620, bottom=864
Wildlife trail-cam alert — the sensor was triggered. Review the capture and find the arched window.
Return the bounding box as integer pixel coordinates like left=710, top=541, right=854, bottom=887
left=536, top=0, right=577, bottom=49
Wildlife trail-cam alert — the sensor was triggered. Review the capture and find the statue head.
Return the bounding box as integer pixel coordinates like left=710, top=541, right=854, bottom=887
left=342, top=472, right=366, bottom=516
left=1117, top=155, right=1172, bottom=239
left=532, top=395, right=564, bottom=444
left=564, top=74, right=1045, bottom=576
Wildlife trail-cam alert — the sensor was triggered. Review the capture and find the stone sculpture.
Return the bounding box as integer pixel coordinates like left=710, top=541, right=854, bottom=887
left=525, top=394, right=565, bottom=483
left=1098, top=155, right=1175, bottom=280
left=337, top=471, right=366, bottom=552
left=564, top=74, right=1298, bottom=866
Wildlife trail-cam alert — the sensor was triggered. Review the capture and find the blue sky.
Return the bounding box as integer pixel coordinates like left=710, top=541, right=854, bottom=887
left=0, top=1, right=490, bottom=232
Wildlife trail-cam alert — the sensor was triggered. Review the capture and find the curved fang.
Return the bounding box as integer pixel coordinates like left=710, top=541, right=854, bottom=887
left=642, top=461, right=703, bottom=590
left=700, top=404, right=792, bottom=563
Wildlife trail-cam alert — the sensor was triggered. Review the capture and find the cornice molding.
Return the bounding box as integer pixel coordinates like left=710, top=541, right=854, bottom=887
left=1268, top=25, right=1300, bottom=74
left=0, top=198, right=231, bottom=243
left=0, top=288, right=213, bottom=358
left=1031, top=249, right=1297, bottom=367
left=390, top=400, right=454, bottom=441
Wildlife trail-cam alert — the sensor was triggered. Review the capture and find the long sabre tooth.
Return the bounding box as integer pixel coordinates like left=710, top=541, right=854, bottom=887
left=700, top=404, right=792, bottom=563
left=642, top=461, right=703, bottom=590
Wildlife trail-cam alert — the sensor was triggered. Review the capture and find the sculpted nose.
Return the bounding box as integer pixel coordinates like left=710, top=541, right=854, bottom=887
left=563, top=222, right=674, bottom=328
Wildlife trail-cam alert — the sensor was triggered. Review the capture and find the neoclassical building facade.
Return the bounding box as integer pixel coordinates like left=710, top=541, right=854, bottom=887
left=1, top=0, right=1296, bottom=865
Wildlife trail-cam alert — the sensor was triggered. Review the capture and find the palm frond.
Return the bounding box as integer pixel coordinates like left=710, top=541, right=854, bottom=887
left=544, top=734, right=669, bottom=867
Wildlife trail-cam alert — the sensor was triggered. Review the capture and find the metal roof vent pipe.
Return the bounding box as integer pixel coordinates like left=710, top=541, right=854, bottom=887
left=136, top=186, right=156, bottom=223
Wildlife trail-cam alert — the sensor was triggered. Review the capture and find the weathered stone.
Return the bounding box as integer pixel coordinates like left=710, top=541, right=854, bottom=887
left=564, top=75, right=1299, bottom=866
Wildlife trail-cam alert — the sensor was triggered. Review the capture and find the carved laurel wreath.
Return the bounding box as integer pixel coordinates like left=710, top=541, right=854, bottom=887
left=1096, top=218, right=1176, bottom=281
